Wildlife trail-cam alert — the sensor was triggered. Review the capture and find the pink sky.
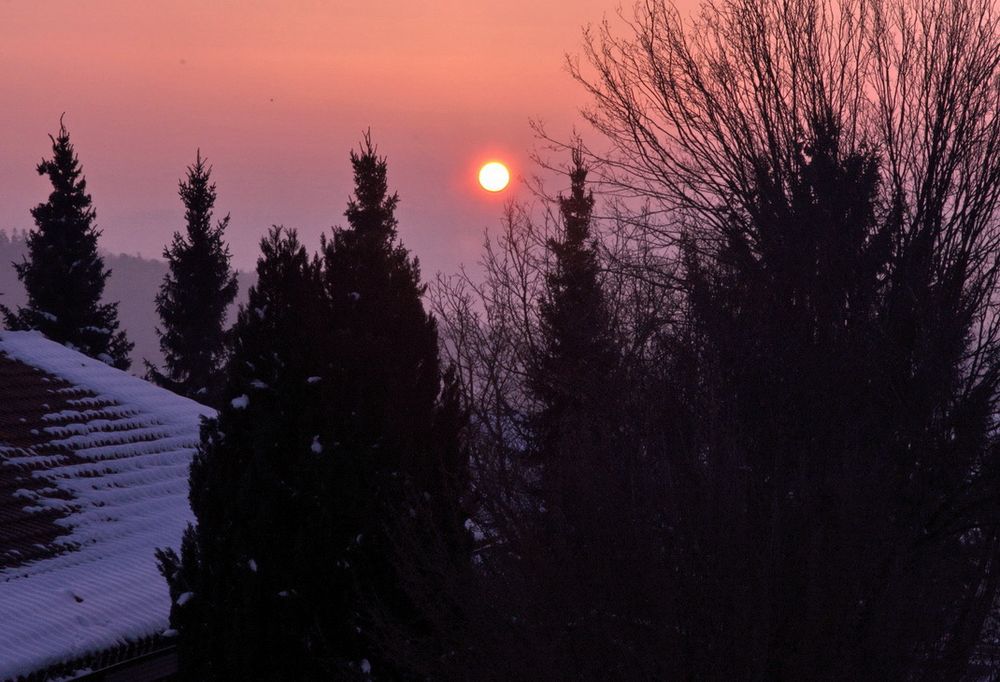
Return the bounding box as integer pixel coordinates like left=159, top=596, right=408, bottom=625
left=0, top=0, right=683, bottom=276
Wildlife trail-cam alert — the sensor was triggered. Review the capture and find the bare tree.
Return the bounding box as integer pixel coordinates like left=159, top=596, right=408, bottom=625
left=559, top=0, right=1000, bottom=677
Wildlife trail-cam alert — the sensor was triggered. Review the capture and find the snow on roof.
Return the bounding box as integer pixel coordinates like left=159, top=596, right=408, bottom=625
left=0, top=331, right=213, bottom=680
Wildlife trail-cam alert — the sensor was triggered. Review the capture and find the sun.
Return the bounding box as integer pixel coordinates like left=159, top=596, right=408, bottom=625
left=478, top=161, right=510, bottom=192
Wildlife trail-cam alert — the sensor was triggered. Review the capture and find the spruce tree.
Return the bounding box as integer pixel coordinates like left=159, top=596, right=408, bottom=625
left=503, top=151, right=633, bottom=669
left=160, top=139, right=467, bottom=679
left=147, top=151, right=238, bottom=406
left=158, top=227, right=328, bottom=680
left=314, top=133, right=468, bottom=673
left=529, top=148, right=618, bottom=517
left=1, top=121, right=132, bottom=368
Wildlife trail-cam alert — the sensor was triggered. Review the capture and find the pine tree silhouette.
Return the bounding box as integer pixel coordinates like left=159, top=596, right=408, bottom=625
left=529, top=148, right=618, bottom=517
left=315, top=132, right=468, bottom=672
left=1, top=120, right=132, bottom=368
left=147, top=151, right=238, bottom=406
left=158, top=227, right=327, bottom=680
left=159, top=138, right=467, bottom=679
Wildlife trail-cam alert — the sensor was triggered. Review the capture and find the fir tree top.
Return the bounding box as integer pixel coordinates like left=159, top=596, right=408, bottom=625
left=34, top=122, right=95, bottom=230
left=559, top=147, right=597, bottom=248
left=179, top=151, right=218, bottom=238
left=540, top=147, right=612, bottom=360
left=344, top=131, right=400, bottom=244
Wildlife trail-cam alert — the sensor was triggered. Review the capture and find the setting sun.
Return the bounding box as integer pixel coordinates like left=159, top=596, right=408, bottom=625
left=478, top=161, right=510, bottom=192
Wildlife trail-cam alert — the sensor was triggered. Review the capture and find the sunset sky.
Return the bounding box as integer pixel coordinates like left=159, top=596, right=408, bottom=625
left=0, top=0, right=679, bottom=276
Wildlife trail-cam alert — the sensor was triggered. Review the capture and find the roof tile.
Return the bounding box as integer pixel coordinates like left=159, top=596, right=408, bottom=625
left=0, top=331, right=213, bottom=681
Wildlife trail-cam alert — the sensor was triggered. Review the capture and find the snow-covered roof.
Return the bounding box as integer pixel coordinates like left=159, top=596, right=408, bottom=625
left=0, top=331, right=212, bottom=680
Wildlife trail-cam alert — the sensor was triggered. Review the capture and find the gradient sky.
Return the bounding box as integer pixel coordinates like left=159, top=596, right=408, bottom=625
left=0, top=0, right=671, bottom=277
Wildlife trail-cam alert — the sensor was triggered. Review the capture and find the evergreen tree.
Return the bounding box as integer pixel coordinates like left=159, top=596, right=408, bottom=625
left=147, top=151, right=238, bottom=406
left=160, top=139, right=467, bottom=679
left=1, top=121, right=132, bottom=368
left=158, top=227, right=328, bottom=680
left=529, top=148, right=618, bottom=518
left=508, top=149, right=638, bottom=670
left=314, top=133, right=468, bottom=673
left=652, top=115, right=1000, bottom=677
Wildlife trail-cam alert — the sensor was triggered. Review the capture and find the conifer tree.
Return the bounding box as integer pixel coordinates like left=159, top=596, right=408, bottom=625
left=529, top=148, right=618, bottom=517
left=158, top=227, right=328, bottom=680
left=491, top=151, right=633, bottom=671
left=160, top=140, right=467, bottom=679
left=315, top=133, right=468, bottom=672
left=1, top=121, right=132, bottom=368
left=147, top=152, right=238, bottom=406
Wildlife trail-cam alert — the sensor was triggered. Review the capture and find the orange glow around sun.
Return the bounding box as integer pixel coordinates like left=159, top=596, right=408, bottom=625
left=478, top=161, right=510, bottom=192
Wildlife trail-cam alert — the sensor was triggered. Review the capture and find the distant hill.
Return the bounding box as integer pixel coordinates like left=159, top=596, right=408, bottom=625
left=0, top=230, right=253, bottom=375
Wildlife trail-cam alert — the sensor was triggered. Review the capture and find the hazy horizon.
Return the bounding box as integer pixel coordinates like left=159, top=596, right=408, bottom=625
left=0, top=0, right=680, bottom=276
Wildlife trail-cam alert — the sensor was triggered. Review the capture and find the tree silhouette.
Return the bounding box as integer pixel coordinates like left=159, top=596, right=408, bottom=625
left=316, top=133, right=468, bottom=673
left=2, top=120, right=132, bottom=368
left=147, top=151, right=238, bottom=406
left=529, top=148, right=618, bottom=514
left=563, top=0, right=1000, bottom=676
left=160, top=138, right=468, bottom=679
left=417, top=0, right=1000, bottom=677
left=157, top=227, right=327, bottom=680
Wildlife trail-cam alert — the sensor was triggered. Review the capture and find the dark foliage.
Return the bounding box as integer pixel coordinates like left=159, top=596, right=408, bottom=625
left=655, top=115, right=1000, bottom=678
left=317, top=134, right=469, bottom=674
left=158, top=227, right=329, bottom=680
left=0, top=229, right=252, bottom=370
left=408, top=151, right=665, bottom=680
left=146, top=152, right=238, bottom=406
left=562, top=0, right=1000, bottom=670
left=1, top=121, right=132, bottom=368
left=528, top=148, right=619, bottom=512
left=423, top=0, right=1000, bottom=677
left=160, top=137, right=468, bottom=680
